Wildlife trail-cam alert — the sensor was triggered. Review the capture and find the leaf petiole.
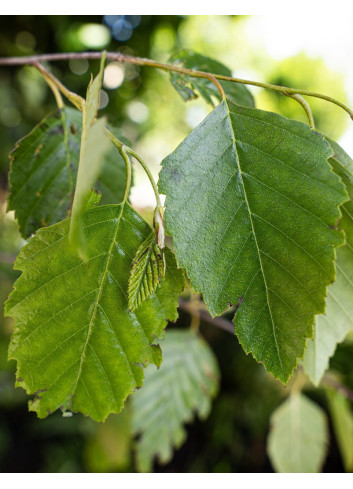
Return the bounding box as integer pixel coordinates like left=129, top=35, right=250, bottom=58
left=125, top=147, right=162, bottom=209
left=288, top=94, right=315, bottom=129
left=34, top=62, right=85, bottom=111
left=124, top=147, right=166, bottom=247
left=117, top=145, right=133, bottom=204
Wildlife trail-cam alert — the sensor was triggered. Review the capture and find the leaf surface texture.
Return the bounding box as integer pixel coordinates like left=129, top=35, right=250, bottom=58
left=5, top=204, right=185, bottom=421
left=159, top=99, right=347, bottom=382
left=8, top=108, right=81, bottom=237
left=8, top=108, right=127, bottom=238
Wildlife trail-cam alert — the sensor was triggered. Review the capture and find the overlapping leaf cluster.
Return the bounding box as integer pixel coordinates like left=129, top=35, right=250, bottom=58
left=5, top=58, right=186, bottom=421
left=5, top=49, right=353, bottom=432
left=160, top=50, right=353, bottom=385
left=8, top=107, right=128, bottom=238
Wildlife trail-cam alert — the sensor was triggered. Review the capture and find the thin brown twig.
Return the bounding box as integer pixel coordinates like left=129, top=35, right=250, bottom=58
left=0, top=51, right=352, bottom=119
left=0, top=51, right=227, bottom=100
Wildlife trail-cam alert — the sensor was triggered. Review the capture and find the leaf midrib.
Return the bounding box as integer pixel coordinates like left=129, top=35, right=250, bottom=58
left=70, top=201, right=126, bottom=402
left=225, top=99, right=284, bottom=376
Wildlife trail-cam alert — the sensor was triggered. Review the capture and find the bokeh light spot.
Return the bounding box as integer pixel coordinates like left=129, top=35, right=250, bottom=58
left=77, top=24, right=110, bottom=49
left=15, top=31, right=36, bottom=52
left=103, top=63, right=125, bottom=89
left=112, top=19, right=132, bottom=42
left=103, top=15, right=141, bottom=42
left=185, top=106, right=208, bottom=128
left=69, top=58, right=89, bottom=75
left=126, top=101, right=149, bottom=123
left=152, top=26, right=176, bottom=54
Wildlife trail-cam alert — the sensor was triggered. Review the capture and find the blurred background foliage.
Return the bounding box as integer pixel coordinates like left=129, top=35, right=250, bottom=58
left=0, top=15, right=352, bottom=473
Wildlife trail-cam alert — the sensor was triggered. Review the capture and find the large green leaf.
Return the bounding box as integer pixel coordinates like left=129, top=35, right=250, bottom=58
left=8, top=107, right=128, bottom=238
left=131, top=329, right=219, bottom=472
left=159, top=99, right=347, bottom=383
left=267, top=393, right=329, bottom=472
left=8, top=108, right=81, bottom=238
left=303, top=140, right=353, bottom=385
left=169, top=50, right=255, bottom=108
left=327, top=387, right=353, bottom=472
left=5, top=204, right=185, bottom=422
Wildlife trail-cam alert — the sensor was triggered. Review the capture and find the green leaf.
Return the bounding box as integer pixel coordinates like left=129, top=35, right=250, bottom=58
left=131, top=329, right=219, bottom=472
left=69, top=120, right=111, bottom=258
left=158, top=99, right=347, bottom=383
left=69, top=57, right=111, bottom=257
left=85, top=53, right=106, bottom=129
left=267, top=393, right=329, bottom=472
left=8, top=107, right=128, bottom=238
left=303, top=140, right=353, bottom=385
left=327, top=387, right=353, bottom=472
left=5, top=204, right=185, bottom=422
left=169, top=50, right=255, bottom=107
left=128, top=232, right=165, bottom=311
left=8, top=107, right=81, bottom=238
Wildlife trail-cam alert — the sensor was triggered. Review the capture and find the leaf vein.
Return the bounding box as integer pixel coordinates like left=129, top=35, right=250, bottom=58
left=226, top=100, right=284, bottom=376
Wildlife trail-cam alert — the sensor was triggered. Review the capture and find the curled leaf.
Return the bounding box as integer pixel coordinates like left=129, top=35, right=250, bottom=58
left=128, top=232, right=165, bottom=311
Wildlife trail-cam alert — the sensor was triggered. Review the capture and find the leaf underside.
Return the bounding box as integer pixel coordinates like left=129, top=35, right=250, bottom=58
left=159, top=98, right=347, bottom=383
left=131, top=329, right=220, bottom=472
left=303, top=140, right=353, bottom=385
left=267, top=393, right=328, bottom=473
left=169, top=50, right=255, bottom=108
left=69, top=72, right=111, bottom=255
left=128, top=232, right=165, bottom=311
left=5, top=204, right=185, bottom=422
left=8, top=107, right=128, bottom=238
